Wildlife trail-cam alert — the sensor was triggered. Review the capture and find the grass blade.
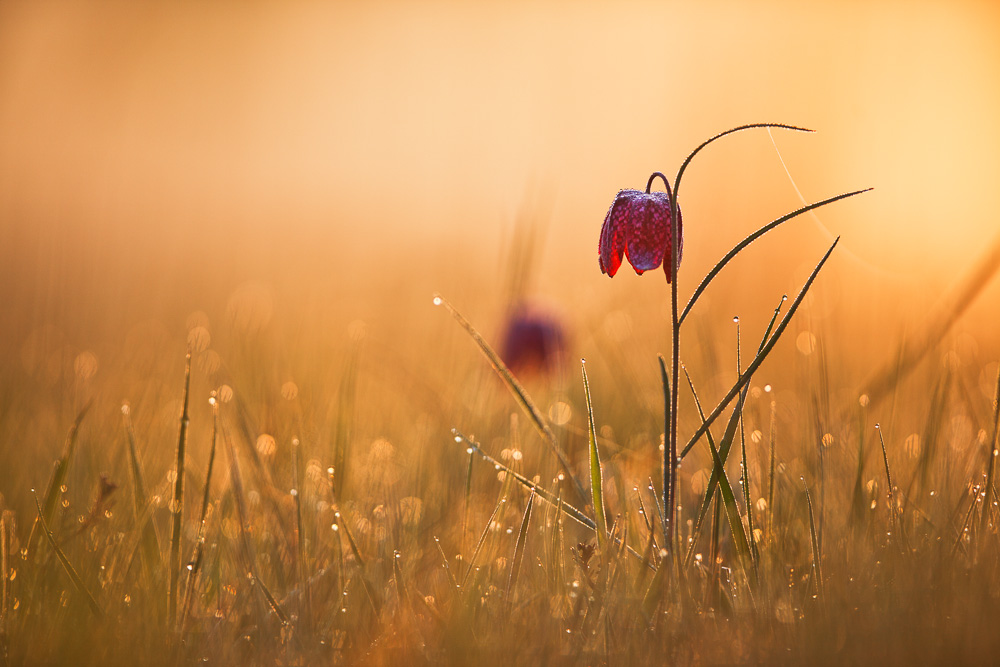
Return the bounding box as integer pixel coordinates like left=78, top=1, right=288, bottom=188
left=179, top=396, right=220, bottom=633
left=582, top=360, right=607, bottom=552
left=168, top=352, right=192, bottom=626
left=703, top=412, right=756, bottom=585
left=32, top=491, right=103, bottom=618
left=679, top=190, right=869, bottom=325
left=875, top=424, right=898, bottom=540
left=803, top=480, right=824, bottom=599
left=122, top=402, right=162, bottom=577
left=434, top=294, right=586, bottom=503
left=681, top=237, right=840, bottom=458
left=505, top=490, right=535, bottom=614
left=683, top=367, right=745, bottom=566
left=27, top=401, right=92, bottom=557
left=455, top=430, right=651, bottom=570
left=980, top=364, right=1000, bottom=535
left=461, top=497, right=506, bottom=588
left=684, top=296, right=781, bottom=563
left=333, top=335, right=361, bottom=500
left=455, top=430, right=594, bottom=531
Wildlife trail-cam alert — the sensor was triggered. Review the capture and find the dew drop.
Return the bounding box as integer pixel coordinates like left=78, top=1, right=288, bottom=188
left=432, top=296, right=443, bottom=306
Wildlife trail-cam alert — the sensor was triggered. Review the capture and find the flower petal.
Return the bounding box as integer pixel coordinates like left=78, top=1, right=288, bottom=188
left=598, top=191, right=629, bottom=277
left=625, top=192, right=669, bottom=274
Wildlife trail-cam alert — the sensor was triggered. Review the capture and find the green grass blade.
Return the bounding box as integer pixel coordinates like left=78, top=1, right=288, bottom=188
left=681, top=238, right=840, bottom=458
left=682, top=366, right=742, bottom=564
left=582, top=360, right=607, bottom=553
left=434, top=294, right=586, bottom=503
left=684, top=295, right=784, bottom=564
left=679, top=190, right=869, bottom=325
left=702, top=407, right=756, bottom=585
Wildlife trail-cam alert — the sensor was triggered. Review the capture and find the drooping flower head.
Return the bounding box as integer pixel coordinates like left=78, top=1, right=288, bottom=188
left=598, top=172, right=683, bottom=281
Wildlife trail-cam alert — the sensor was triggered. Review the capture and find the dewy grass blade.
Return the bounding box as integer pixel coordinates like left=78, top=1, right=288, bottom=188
left=681, top=238, right=840, bottom=458
left=180, top=396, right=221, bottom=633
left=434, top=294, right=586, bottom=503
left=455, top=430, right=595, bottom=531
left=461, top=497, right=506, bottom=588
left=679, top=190, right=869, bottom=325
left=122, top=402, right=162, bottom=577
left=32, top=491, right=103, bottom=618
left=682, top=366, right=744, bottom=565
left=168, top=352, right=192, bottom=626
left=875, top=424, right=898, bottom=540
left=27, top=401, right=92, bottom=557
left=803, top=480, right=824, bottom=599
left=455, top=430, right=652, bottom=570
left=685, top=295, right=782, bottom=563
left=736, top=320, right=758, bottom=562
left=505, top=490, right=535, bottom=615
left=582, top=360, right=607, bottom=552
left=705, top=422, right=757, bottom=586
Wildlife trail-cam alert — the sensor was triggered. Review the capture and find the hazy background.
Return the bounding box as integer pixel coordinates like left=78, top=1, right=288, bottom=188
left=1, top=0, right=999, bottom=425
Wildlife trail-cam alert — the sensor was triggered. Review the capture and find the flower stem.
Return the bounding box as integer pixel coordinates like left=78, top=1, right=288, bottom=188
left=666, top=191, right=680, bottom=560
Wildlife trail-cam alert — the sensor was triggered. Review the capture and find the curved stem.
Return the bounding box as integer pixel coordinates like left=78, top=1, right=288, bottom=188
left=671, top=123, right=812, bottom=206
left=646, top=171, right=672, bottom=197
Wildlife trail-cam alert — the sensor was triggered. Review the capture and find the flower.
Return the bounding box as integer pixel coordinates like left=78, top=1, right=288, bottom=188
left=500, top=302, right=567, bottom=376
left=598, top=178, right=683, bottom=281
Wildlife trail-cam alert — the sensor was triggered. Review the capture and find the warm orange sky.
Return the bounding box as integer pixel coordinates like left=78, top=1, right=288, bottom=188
left=1, top=1, right=999, bottom=352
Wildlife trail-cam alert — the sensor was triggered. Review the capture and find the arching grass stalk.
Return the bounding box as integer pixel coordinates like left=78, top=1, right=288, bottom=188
left=664, top=123, right=814, bottom=553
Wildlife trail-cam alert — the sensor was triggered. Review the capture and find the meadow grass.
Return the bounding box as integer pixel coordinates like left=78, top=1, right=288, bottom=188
left=2, top=135, right=1000, bottom=666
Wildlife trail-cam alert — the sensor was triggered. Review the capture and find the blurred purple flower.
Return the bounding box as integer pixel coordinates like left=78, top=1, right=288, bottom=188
left=500, top=304, right=567, bottom=376
left=598, top=181, right=682, bottom=281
